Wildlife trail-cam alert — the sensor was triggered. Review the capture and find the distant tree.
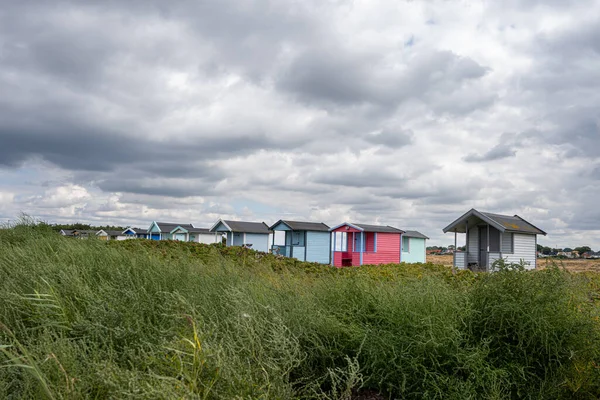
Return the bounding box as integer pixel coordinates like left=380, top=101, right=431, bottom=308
left=52, top=223, right=126, bottom=232
left=542, top=246, right=552, bottom=255
left=563, top=247, right=573, bottom=253
left=537, top=244, right=543, bottom=252
left=574, top=246, right=592, bottom=256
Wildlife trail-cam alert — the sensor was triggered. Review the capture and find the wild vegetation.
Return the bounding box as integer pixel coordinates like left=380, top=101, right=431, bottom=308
left=1, top=222, right=600, bottom=399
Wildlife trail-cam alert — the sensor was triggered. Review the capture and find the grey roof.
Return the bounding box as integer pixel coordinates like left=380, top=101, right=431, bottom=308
left=170, top=226, right=213, bottom=234
left=480, top=212, right=546, bottom=235
left=443, top=209, right=546, bottom=235
left=402, top=230, right=429, bottom=239
left=98, top=230, right=123, bottom=236
left=188, top=227, right=212, bottom=233
left=60, top=229, right=74, bottom=235
left=352, top=223, right=404, bottom=233
left=73, top=230, right=97, bottom=234
left=211, top=220, right=271, bottom=234
left=122, top=227, right=146, bottom=234
left=270, top=220, right=330, bottom=232
left=154, top=222, right=193, bottom=233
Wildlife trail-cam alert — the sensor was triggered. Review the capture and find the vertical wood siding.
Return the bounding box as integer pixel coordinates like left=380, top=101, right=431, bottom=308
left=174, top=233, right=186, bottom=241
left=291, top=247, right=306, bottom=261
left=365, top=233, right=375, bottom=252
left=244, top=233, right=270, bottom=252
left=232, top=233, right=244, bottom=246
left=306, top=231, right=331, bottom=264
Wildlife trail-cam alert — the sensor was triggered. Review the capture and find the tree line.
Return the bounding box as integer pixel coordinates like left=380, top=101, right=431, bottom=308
left=537, top=244, right=593, bottom=256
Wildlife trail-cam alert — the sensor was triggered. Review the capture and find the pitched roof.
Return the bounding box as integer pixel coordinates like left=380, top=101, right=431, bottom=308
left=154, top=222, right=193, bottom=233
left=402, top=230, right=429, bottom=239
left=122, top=227, right=146, bottom=234
left=443, top=209, right=546, bottom=235
left=97, top=230, right=123, bottom=236
left=210, top=220, right=271, bottom=234
left=188, top=227, right=212, bottom=233
left=73, top=230, right=97, bottom=234
left=269, top=220, right=330, bottom=231
left=170, top=226, right=213, bottom=234
left=60, top=229, right=74, bottom=235
left=353, top=223, right=404, bottom=233
left=480, top=212, right=546, bottom=235
left=330, top=222, right=404, bottom=233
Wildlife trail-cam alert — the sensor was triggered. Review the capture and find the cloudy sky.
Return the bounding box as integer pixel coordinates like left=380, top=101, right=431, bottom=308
left=1, top=0, right=599, bottom=247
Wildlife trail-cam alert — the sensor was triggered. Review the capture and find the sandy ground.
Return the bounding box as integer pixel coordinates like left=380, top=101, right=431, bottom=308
left=426, top=254, right=600, bottom=273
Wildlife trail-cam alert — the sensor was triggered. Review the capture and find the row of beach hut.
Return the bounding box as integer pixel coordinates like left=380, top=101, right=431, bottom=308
left=60, top=209, right=547, bottom=270
left=61, top=219, right=430, bottom=266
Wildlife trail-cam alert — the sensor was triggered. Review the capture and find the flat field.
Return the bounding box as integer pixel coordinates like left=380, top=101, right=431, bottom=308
left=427, top=254, right=454, bottom=267
left=427, top=254, right=600, bottom=272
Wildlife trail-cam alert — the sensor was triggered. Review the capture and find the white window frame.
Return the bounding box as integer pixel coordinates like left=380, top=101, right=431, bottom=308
left=334, top=232, right=348, bottom=252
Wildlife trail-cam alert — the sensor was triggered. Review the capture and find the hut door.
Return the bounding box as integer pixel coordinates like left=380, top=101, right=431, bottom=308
left=479, top=228, right=488, bottom=267
left=478, top=226, right=500, bottom=267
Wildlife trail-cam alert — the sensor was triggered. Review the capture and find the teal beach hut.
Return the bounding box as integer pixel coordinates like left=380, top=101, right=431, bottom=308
left=269, top=220, right=331, bottom=264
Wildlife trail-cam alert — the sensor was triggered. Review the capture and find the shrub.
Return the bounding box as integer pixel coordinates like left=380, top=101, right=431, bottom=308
left=0, top=226, right=599, bottom=398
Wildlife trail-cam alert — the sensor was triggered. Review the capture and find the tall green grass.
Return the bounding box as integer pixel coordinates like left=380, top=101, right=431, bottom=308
left=0, top=223, right=599, bottom=399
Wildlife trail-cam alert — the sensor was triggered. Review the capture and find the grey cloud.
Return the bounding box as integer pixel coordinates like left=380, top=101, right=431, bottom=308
left=591, top=166, right=600, bottom=180
left=0, top=0, right=320, bottom=84
left=313, top=168, right=406, bottom=188
left=277, top=49, right=490, bottom=111
left=0, top=106, right=298, bottom=198
left=537, top=18, right=600, bottom=58
left=96, top=179, right=218, bottom=198
left=276, top=49, right=374, bottom=105
left=368, top=130, right=414, bottom=148
left=519, top=107, right=600, bottom=159
left=0, top=0, right=324, bottom=202
left=381, top=186, right=478, bottom=205
left=516, top=18, right=600, bottom=158
left=547, top=109, right=600, bottom=158
left=464, top=143, right=517, bottom=162
left=0, top=119, right=275, bottom=172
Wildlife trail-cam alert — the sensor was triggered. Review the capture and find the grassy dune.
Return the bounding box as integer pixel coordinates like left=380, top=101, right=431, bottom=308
left=1, top=224, right=600, bottom=399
